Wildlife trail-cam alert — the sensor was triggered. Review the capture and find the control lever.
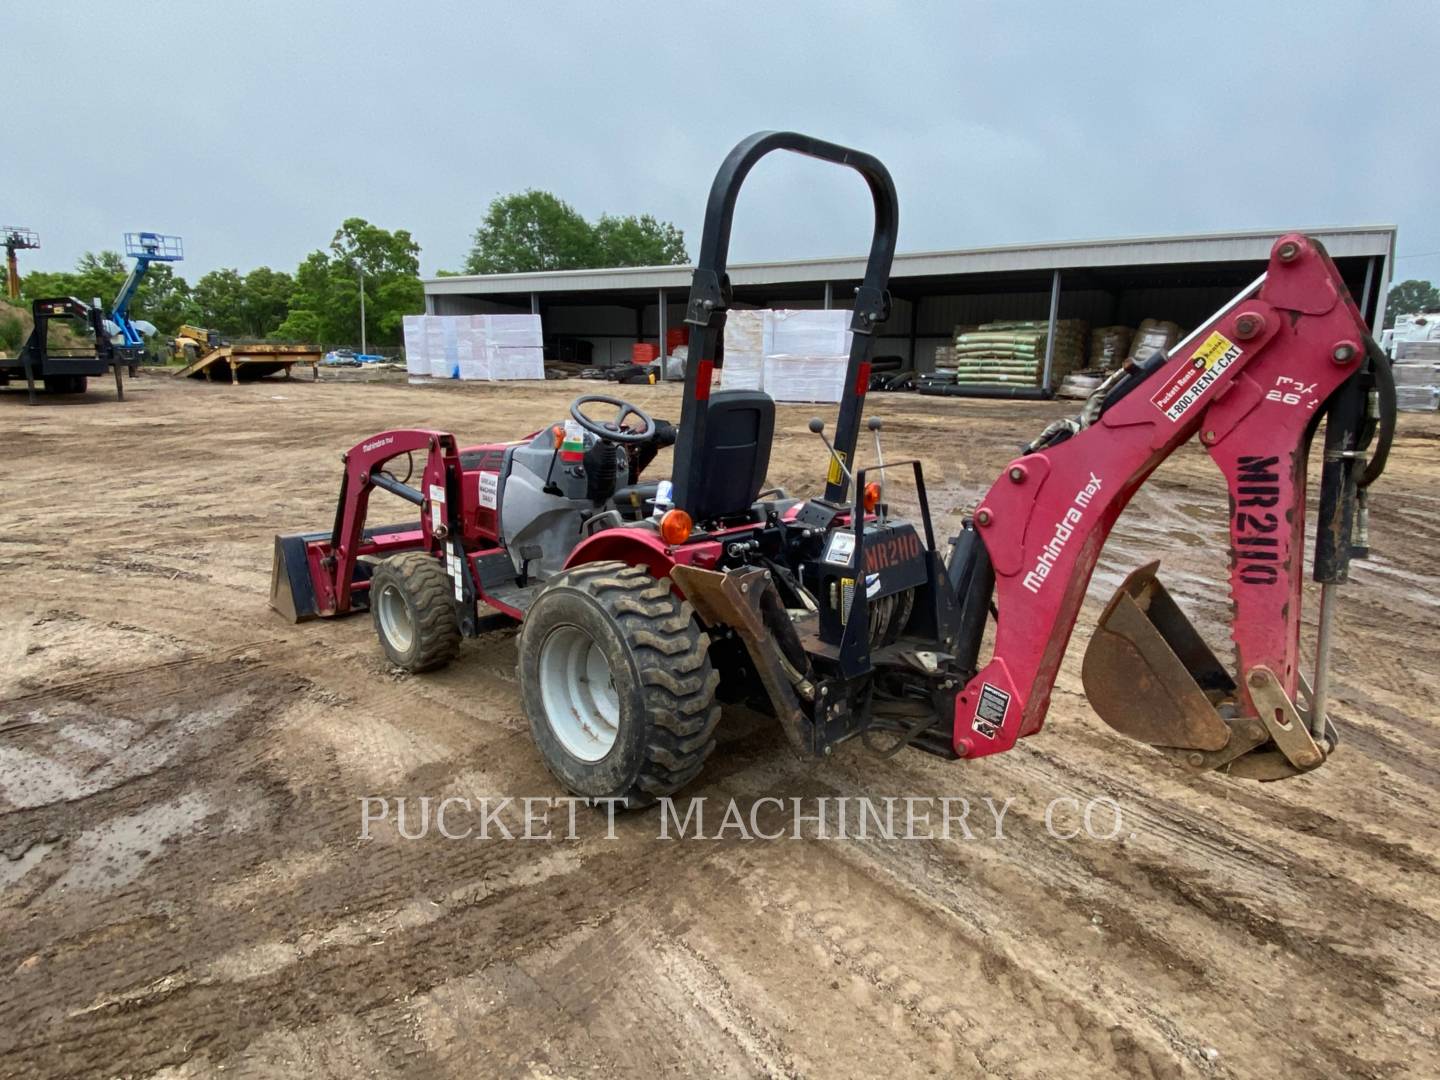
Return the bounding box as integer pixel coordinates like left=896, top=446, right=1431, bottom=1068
left=868, top=416, right=886, bottom=504
left=808, top=417, right=854, bottom=492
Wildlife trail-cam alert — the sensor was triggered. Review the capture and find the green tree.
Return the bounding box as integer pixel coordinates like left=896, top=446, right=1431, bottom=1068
left=278, top=220, right=422, bottom=346
left=133, top=262, right=196, bottom=333
left=1386, top=279, right=1440, bottom=329
left=465, top=191, right=597, bottom=273
left=592, top=212, right=688, bottom=266
left=192, top=266, right=294, bottom=338
left=0, top=308, right=22, bottom=352
left=192, top=268, right=248, bottom=334
left=241, top=266, right=294, bottom=337
left=464, top=192, right=689, bottom=273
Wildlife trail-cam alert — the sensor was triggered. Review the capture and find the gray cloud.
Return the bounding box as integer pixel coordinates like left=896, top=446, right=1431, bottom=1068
left=6, top=1, right=1437, bottom=285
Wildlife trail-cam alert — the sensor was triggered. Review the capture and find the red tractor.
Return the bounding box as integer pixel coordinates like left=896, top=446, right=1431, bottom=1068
left=272, top=132, right=1394, bottom=805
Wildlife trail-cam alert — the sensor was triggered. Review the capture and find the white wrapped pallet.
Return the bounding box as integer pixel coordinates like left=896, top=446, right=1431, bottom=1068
left=458, top=315, right=489, bottom=380
left=764, top=309, right=850, bottom=402
left=1394, top=361, right=1439, bottom=388
left=1395, top=339, right=1440, bottom=363
left=763, top=355, right=848, bottom=403
left=1396, top=386, right=1440, bottom=412
left=403, top=314, right=428, bottom=378
left=426, top=316, right=460, bottom=379
left=722, top=309, right=766, bottom=390
left=722, top=355, right=765, bottom=390
left=765, top=309, right=852, bottom=357
left=486, top=313, right=543, bottom=348
left=487, top=345, right=545, bottom=381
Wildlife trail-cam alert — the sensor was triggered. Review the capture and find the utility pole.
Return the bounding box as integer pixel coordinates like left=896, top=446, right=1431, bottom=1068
left=357, top=265, right=367, bottom=354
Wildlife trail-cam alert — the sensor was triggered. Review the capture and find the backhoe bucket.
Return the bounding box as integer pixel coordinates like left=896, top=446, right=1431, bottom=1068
left=1083, top=562, right=1331, bottom=780
left=1082, top=562, right=1239, bottom=754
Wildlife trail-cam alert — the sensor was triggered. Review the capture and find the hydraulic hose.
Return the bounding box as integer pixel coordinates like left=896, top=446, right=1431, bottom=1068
left=1360, top=336, right=1395, bottom=490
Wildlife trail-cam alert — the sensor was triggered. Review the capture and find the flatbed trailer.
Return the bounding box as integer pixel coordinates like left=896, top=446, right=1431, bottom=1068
left=173, top=343, right=323, bottom=384
left=0, top=296, right=132, bottom=404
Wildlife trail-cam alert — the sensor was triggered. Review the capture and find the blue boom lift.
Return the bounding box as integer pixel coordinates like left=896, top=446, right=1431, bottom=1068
left=111, top=232, right=183, bottom=362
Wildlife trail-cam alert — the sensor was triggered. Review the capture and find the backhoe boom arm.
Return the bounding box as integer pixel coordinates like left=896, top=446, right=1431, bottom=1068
left=955, top=234, right=1389, bottom=779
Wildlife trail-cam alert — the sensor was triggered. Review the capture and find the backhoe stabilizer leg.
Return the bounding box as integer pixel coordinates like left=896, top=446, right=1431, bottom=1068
left=670, top=564, right=814, bottom=754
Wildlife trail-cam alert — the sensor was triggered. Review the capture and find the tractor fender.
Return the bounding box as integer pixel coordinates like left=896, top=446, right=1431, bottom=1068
left=562, top=528, right=723, bottom=590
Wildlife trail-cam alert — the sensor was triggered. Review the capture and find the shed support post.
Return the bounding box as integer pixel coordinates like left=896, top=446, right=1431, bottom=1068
left=823, top=281, right=832, bottom=310
left=658, top=288, right=668, bottom=381
left=1040, top=269, right=1061, bottom=395
left=1373, top=247, right=1394, bottom=334
left=907, top=296, right=918, bottom=370
left=1359, top=256, right=1375, bottom=324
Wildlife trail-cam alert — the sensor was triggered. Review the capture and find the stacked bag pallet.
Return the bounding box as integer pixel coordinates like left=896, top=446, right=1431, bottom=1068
left=1058, top=325, right=1138, bottom=398
left=1089, top=325, right=1134, bottom=371
left=402, top=314, right=544, bottom=382
left=720, top=309, right=852, bottom=402
left=943, top=319, right=1088, bottom=386
left=1126, top=318, right=1181, bottom=365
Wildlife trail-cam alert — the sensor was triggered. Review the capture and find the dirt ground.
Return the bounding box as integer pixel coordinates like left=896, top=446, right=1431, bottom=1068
left=2, top=370, right=1437, bottom=1079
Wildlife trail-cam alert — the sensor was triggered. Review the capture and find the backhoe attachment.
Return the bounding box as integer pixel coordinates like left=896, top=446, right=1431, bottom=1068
left=951, top=233, right=1394, bottom=781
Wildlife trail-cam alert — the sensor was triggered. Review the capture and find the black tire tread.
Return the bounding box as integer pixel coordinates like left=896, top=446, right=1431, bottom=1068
left=371, top=552, right=461, bottom=672
left=540, top=561, right=720, bottom=805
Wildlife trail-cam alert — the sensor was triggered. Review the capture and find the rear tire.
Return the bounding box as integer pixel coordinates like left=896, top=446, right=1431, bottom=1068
left=519, top=561, right=720, bottom=807
left=369, top=552, right=461, bottom=672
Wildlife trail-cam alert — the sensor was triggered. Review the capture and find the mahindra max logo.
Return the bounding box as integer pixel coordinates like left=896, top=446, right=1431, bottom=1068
left=1022, top=472, right=1102, bottom=594
left=362, top=436, right=395, bottom=453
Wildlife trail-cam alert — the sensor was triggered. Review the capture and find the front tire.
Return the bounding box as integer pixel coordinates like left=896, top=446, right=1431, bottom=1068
left=369, top=552, right=461, bottom=672
left=519, top=561, right=720, bottom=807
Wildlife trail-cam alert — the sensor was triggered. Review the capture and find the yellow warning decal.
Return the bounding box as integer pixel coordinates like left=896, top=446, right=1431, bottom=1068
left=826, top=450, right=848, bottom=487
left=1193, top=331, right=1237, bottom=370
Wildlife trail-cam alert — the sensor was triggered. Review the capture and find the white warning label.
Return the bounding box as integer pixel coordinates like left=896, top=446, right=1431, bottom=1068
left=478, top=470, right=499, bottom=509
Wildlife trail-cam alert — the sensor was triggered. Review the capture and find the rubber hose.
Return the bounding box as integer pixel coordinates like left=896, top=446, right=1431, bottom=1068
left=1360, top=337, right=1395, bottom=490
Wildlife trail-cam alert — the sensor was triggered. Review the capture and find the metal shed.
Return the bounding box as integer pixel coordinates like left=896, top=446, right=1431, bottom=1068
left=422, top=226, right=1395, bottom=390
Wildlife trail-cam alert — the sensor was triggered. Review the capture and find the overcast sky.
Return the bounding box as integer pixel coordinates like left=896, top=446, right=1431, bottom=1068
left=6, top=2, right=1437, bottom=287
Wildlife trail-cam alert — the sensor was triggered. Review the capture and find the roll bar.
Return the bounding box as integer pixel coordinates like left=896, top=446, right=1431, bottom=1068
left=672, top=132, right=900, bottom=513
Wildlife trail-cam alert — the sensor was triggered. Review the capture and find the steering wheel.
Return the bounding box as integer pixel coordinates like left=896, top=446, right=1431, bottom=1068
left=569, top=393, right=657, bottom=445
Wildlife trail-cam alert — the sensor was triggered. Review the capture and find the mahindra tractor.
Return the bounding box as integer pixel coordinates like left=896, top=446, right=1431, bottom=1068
left=271, top=132, right=1395, bottom=806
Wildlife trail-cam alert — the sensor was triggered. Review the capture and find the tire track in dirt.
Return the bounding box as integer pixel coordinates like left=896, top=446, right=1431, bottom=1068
left=3, top=375, right=1438, bottom=1078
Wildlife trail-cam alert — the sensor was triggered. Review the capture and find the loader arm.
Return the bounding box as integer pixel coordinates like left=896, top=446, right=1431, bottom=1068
left=271, top=429, right=459, bottom=620
left=955, top=234, right=1390, bottom=779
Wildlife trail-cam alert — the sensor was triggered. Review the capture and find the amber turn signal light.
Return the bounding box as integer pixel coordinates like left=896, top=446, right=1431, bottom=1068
left=863, top=481, right=882, bottom=512
left=659, top=508, right=693, bottom=545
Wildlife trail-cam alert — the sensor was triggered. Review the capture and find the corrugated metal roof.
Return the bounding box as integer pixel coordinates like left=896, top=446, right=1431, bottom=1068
left=423, top=225, right=1396, bottom=296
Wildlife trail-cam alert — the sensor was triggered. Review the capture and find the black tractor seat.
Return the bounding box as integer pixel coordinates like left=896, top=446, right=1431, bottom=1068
left=606, top=390, right=776, bottom=525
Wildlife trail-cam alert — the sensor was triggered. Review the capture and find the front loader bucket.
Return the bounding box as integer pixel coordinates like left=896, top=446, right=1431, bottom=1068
left=1082, top=562, right=1240, bottom=754
left=270, top=533, right=320, bottom=623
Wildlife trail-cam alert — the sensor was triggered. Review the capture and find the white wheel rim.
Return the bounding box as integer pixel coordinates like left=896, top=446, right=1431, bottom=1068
left=377, top=581, right=415, bottom=653
left=538, top=624, right=620, bottom=761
